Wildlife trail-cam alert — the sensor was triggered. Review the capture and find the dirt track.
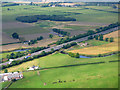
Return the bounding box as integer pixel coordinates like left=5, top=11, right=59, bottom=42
left=68, top=22, right=109, bottom=26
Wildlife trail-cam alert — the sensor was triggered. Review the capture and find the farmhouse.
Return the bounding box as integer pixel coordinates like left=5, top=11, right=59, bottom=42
left=8, top=59, right=14, bottom=64
left=27, top=65, right=39, bottom=71
left=0, top=72, right=23, bottom=82
left=9, top=59, right=14, bottom=62
left=80, top=43, right=88, bottom=47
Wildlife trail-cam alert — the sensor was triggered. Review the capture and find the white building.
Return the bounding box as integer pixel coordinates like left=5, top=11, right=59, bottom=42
left=9, top=59, right=14, bottom=62
left=0, top=72, right=23, bottom=82
left=27, top=66, right=39, bottom=71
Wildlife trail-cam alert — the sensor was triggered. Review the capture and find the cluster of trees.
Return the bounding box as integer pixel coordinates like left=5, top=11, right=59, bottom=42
left=7, top=52, right=27, bottom=59
left=28, top=40, right=37, bottom=45
left=6, top=46, right=47, bottom=59
left=28, top=36, right=43, bottom=45
left=29, top=47, right=47, bottom=53
left=63, top=42, right=77, bottom=49
left=16, top=15, right=76, bottom=23
left=53, top=28, right=70, bottom=36
left=55, top=22, right=119, bottom=45
left=95, top=22, right=119, bottom=33
left=37, top=36, right=43, bottom=41
left=2, top=3, right=19, bottom=7
left=4, top=69, right=8, bottom=73
left=68, top=52, right=80, bottom=58
left=85, top=2, right=118, bottom=6
left=49, top=34, right=53, bottom=38
left=88, top=34, right=114, bottom=42
left=12, top=32, right=19, bottom=39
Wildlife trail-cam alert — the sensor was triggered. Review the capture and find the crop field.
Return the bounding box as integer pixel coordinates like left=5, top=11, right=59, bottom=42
left=2, top=53, right=118, bottom=88
left=2, top=5, right=117, bottom=44
left=69, top=30, right=119, bottom=55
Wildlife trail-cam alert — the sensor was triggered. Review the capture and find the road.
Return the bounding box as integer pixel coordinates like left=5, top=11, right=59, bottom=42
left=0, top=27, right=118, bottom=66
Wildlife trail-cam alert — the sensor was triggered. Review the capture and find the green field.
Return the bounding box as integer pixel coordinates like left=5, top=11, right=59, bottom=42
left=2, top=52, right=118, bottom=72
left=64, top=25, right=99, bottom=31
left=2, top=53, right=118, bottom=88
left=2, top=6, right=117, bottom=23
left=3, top=26, right=49, bottom=35
left=66, top=40, right=109, bottom=51
left=2, top=5, right=117, bottom=36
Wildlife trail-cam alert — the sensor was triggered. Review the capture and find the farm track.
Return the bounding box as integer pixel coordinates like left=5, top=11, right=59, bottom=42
left=0, top=27, right=118, bottom=67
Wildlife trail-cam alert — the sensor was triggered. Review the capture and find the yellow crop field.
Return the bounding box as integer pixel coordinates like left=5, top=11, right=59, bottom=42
left=69, top=30, right=119, bottom=55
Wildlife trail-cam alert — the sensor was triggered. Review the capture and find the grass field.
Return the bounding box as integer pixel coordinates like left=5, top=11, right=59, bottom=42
left=2, top=6, right=117, bottom=23
left=69, top=30, right=119, bottom=55
left=66, top=40, right=109, bottom=51
left=85, top=6, right=118, bottom=12
left=2, top=53, right=118, bottom=88
left=1, top=52, right=118, bottom=73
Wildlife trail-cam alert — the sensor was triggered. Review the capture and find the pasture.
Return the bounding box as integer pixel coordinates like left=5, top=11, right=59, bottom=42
left=69, top=30, right=119, bottom=55
left=1, top=53, right=118, bottom=73
left=2, top=53, right=118, bottom=88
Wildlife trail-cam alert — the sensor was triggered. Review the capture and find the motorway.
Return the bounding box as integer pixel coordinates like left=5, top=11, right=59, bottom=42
left=0, top=27, right=118, bottom=66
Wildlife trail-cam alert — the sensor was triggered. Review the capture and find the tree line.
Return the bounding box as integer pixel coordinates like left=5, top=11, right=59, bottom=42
left=6, top=46, right=48, bottom=60
left=11, top=32, right=44, bottom=45
left=16, top=15, right=76, bottom=23
left=54, top=22, right=119, bottom=45
left=53, top=28, right=70, bottom=36
left=88, top=34, right=114, bottom=42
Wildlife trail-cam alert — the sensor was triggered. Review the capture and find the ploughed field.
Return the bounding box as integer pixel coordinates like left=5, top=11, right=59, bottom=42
left=2, top=53, right=119, bottom=88
left=2, top=5, right=117, bottom=45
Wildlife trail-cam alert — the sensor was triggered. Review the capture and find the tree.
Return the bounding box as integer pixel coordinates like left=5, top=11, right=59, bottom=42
left=12, top=79, right=16, bottom=82
left=94, top=35, right=99, bottom=40
left=105, top=38, right=109, bottom=42
left=19, top=37, right=26, bottom=42
left=99, top=35, right=104, bottom=41
left=49, top=34, right=53, bottom=38
left=7, top=8, right=10, bottom=10
left=110, top=37, right=114, bottom=42
left=87, top=30, right=95, bottom=35
left=37, top=36, right=43, bottom=40
left=112, top=5, right=117, bottom=9
left=75, top=53, right=80, bottom=58
left=12, top=32, right=19, bottom=39
left=88, top=36, right=93, bottom=40
left=4, top=69, right=8, bottom=73
left=51, top=48, right=54, bottom=52
left=98, top=54, right=102, bottom=57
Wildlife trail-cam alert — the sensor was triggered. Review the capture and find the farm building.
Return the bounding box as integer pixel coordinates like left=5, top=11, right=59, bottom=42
left=0, top=72, right=23, bottom=82
left=77, top=43, right=88, bottom=47
left=27, top=65, right=39, bottom=71
left=9, top=59, right=14, bottom=62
